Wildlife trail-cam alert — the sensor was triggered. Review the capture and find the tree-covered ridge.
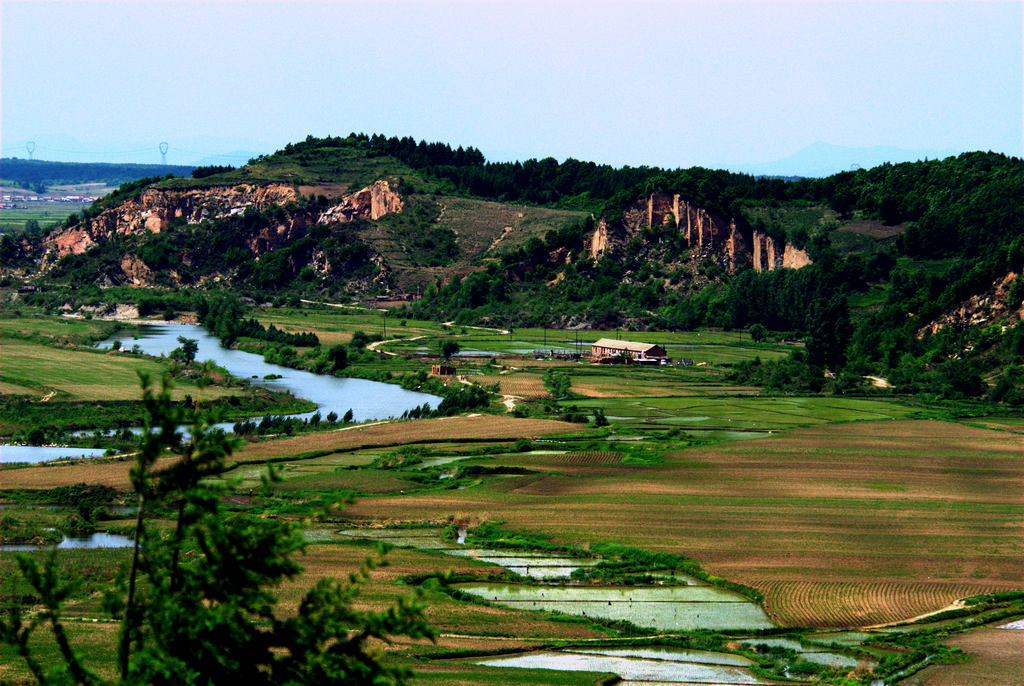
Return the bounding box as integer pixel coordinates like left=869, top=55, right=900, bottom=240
left=11, top=133, right=1024, bottom=403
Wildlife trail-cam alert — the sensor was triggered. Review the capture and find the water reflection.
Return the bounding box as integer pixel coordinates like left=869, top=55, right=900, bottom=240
left=2, top=532, right=133, bottom=552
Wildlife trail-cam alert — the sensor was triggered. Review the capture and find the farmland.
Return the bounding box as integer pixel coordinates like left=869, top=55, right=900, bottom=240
left=2, top=308, right=1022, bottom=684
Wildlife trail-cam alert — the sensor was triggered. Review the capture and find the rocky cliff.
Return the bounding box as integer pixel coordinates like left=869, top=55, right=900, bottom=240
left=917, top=272, right=1023, bottom=336
left=317, top=180, right=404, bottom=224
left=37, top=179, right=407, bottom=289
left=42, top=180, right=405, bottom=262
left=43, top=183, right=300, bottom=258
left=587, top=191, right=810, bottom=273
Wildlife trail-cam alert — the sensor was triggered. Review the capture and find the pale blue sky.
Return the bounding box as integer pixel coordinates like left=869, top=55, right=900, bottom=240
left=2, top=0, right=1021, bottom=173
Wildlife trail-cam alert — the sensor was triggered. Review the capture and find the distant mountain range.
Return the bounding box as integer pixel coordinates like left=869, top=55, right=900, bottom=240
left=728, top=142, right=961, bottom=178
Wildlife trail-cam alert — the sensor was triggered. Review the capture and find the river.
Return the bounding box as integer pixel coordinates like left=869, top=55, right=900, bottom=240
left=1, top=323, right=440, bottom=464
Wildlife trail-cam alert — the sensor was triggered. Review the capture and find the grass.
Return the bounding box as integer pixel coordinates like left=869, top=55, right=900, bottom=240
left=0, top=313, right=124, bottom=342
left=231, top=416, right=589, bottom=464
left=0, top=203, right=87, bottom=232
left=560, top=395, right=913, bottom=432
left=0, top=337, right=241, bottom=402
left=254, top=306, right=449, bottom=344
left=434, top=196, right=586, bottom=260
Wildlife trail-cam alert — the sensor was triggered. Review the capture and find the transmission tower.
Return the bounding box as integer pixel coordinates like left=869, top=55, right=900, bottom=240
left=26, top=141, right=36, bottom=160
left=159, top=142, right=169, bottom=164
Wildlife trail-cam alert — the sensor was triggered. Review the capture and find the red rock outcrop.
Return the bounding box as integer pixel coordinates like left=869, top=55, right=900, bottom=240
left=317, top=180, right=404, bottom=224
left=782, top=244, right=813, bottom=269
left=751, top=230, right=812, bottom=273
left=917, top=272, right=1023, bottom=336
left=587, top=191, right=809, bottom=274
left=43, top=183, right=299, bottom=258
left=42, top=180, right=406, bottom=265
left=37, top=179, right=407, bottom=289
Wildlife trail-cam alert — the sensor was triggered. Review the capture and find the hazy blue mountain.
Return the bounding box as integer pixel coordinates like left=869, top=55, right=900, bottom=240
left=730, top=142, right=960, bottom=178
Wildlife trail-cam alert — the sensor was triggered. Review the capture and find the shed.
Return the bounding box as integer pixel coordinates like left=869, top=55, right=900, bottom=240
left=589, top=338, right=667, bottom=363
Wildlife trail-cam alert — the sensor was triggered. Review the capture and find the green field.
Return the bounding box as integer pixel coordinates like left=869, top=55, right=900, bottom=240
left=0, top=337, right=238, bottom=402
left=0, top=199, right=93, bottom=232
left=2, top=308, right=1021, bottom=685
left=564, top=394, right=913, bottom=431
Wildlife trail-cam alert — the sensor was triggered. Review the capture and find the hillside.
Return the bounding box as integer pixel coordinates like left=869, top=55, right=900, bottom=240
left=4, top=134, right=1024, bottom=402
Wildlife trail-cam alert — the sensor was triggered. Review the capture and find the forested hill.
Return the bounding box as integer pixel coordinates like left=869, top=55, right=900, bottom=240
left=6, top=133, right=1024, bottom=403
left=0, top=158, right=195, bottom=192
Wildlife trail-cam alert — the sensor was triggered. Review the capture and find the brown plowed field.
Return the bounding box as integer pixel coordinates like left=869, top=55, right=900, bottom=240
left=497, top=374, right=550, bottom=398
left=0, top=416, right=585, bottom=491
left=904, top=625, right=1024, bottom=685
left=558, top=451, right=624, bottom=465
left=749, top=580, right=1003, bottom=628
left=344, top=419, right=1024, bottom=627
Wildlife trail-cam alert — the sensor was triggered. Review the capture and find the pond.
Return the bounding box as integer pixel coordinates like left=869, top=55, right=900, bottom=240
left=453, top=582, right=774, bottom=631
left=0, top=445, right=109, bottom=465
left=2, top=532, right=134, bottom=552
left=475, top=647, right=767, bottom=684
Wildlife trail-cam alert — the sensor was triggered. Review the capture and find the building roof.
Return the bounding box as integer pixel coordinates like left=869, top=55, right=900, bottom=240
left=591, top=338, right=663, bottom=353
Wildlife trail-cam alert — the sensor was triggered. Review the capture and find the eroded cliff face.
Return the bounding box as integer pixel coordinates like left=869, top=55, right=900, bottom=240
left=587, top=191, right=809, bottom=273
left=917, top=272, right=1023, bottom=336
left=318, top=180, right=404, bottom=224
left=750, top=231, right=813, bottom=272
left=38, top=179, right=407, bottom=289
left=42, top=180, right=405, bottom=262
left=43, top=183, right=300, bottom=258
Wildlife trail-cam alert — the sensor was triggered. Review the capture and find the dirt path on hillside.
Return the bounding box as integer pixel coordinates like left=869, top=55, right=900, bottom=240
left=367, top=335, right=425, bottom=356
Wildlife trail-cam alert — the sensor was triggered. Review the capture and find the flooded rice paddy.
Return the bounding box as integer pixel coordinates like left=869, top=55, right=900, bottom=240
left=454, top=582, right=774, bottom=631
left=337, top=527, right=597, bottom=578
left=339, top=527, right=773, bottom=631
left=475, top=647, right=767, bottom=685
left=739, top=637, right=861, bottom=668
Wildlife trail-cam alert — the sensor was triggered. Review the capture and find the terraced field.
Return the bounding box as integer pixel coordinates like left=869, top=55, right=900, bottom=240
left=344, top=419, right=1024, bottom=627
left=497, top=373, right=549, bottom=398
left=750, top=580, right=998, bottom=628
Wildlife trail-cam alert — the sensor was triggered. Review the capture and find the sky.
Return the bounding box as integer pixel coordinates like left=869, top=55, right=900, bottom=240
left=2, top=0, right=1022, bottom=174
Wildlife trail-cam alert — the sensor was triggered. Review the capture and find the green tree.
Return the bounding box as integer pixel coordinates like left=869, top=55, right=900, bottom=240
left=748, top=323, right=768, bottom=343
left=2, top=375, right=434, bottom=684
left=327, top=344, right=348, bottom=371
left=170, top=336, right=198, bottom=364
left=439, top=340, right=460, bottom=360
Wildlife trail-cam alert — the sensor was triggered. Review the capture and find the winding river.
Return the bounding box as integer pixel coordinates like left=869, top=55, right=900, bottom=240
left=1, top=323, right=439, bottom=464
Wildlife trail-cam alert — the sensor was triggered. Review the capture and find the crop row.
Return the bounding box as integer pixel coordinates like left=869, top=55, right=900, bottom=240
left=755, top=580, right=1004, bottom=628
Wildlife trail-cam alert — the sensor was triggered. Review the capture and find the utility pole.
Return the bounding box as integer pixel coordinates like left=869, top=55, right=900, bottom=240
left=382, top=312, right=387, bottom=339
